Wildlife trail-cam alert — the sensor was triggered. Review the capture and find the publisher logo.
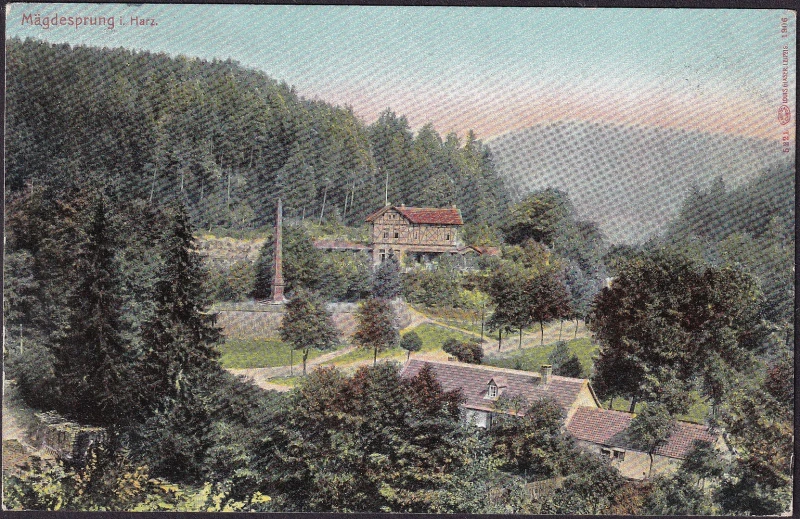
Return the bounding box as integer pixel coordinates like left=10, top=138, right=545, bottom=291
left=778, top=105, right=791, bottom=126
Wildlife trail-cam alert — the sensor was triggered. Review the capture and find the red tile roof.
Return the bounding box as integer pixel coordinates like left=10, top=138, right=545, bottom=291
left=566, top=407, right=717, bottom=459
left=365, top=206, right=463, bottom=225
left=400, top=359, right=592, bottom=417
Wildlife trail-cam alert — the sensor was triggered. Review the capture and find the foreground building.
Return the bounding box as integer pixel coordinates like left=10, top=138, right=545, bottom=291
left=400, top=359, right=600, bottom=428
left=401, top=359, right=725, bottom=480
left=566, top=407, right=725, bottom=480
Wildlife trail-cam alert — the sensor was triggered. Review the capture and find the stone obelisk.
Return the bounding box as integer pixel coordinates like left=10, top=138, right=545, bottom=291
left=270, top=198, right=286, bottom=303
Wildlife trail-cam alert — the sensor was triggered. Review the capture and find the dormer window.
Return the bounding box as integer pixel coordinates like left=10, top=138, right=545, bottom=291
left=485, top=376, right=506, bottom=399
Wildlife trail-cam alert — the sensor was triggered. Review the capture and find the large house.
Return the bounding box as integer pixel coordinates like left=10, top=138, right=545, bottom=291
left=400, top=359, right=600, bottom=428
left=400, top=359, right=726, bottom=480
left=365, top=205, right=464, bottom=265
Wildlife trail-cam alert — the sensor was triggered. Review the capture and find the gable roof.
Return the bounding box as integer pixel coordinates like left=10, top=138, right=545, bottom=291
left=365, top=205, right=464, bottom=225
left=400, top=359, right=596, bottom=417
left=566, top=407, right=718, bottom=460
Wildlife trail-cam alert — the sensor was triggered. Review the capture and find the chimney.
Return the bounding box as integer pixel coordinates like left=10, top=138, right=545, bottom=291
left=541, top=365, right=552, bottom=385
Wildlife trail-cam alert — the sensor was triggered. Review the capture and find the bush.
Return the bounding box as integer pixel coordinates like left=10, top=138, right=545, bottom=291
left=442, top=338, right=483, bottom=364
left=400, top=331, right=423, bottom=360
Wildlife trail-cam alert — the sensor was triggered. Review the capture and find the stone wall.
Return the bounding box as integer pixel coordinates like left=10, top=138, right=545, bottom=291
left=215, top=300, right=413, bottom=340
left=31, top=412, right=106, bottom=462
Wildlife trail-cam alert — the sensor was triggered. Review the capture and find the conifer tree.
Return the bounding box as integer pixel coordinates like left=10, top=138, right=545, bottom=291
left=52, top=198, right=132, bottom=426
left=372, top=255, right=401, bottom=299
left=140, top=204, right=221, bottom=408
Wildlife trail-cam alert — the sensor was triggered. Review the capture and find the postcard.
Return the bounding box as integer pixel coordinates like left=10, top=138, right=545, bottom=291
left=3, top=3, right=795, bottom=514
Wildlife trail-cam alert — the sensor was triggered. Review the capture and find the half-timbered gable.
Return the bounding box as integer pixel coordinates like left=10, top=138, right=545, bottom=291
left=365, top=205, right=464, bottom=264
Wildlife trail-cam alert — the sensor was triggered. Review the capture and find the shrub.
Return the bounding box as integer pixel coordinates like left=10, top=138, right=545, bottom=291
left=442, top=338, right=483, bottom=364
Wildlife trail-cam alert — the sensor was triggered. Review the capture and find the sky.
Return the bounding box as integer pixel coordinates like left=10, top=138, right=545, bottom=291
left=5, top=4, right=796, bottom=143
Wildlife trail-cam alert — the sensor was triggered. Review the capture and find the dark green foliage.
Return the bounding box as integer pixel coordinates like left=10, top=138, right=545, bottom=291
left=52, top=198, right=135, bottom=426
left=486, top=261, right=532, bottom=349
left=715, top=371, right=792, bottom=514
left=681, top=440, right=726, bottom=487
left=486, top=255, right=572, bottom=348
left=641, top=473, right=715, bottom=515
left=6, top=39, right=509, bottom=232
left=372, top=255, right=401, bottom=299
left=442, top=338, right=483, bottom=364
left=139, top=204, right=222, bottom=409
left=590, top=250, right=766, bottom=414
left=540, top=450, right=625, bottom=514
left=132, top=370, right=281, bottom=490
left=548, top=342, right=583, bottom=377
left=501, top=188, right=571, bottom=247
left=490, top=398, right=573, bottom=479
left=664, top=164, right=794, bottom=329
left=401, top=264, right=462, bottom=308
left=399, top=331, right=423, bottom=360
left=316, top=252, right=373, bottom=302
left=279, top=289, right=339, bottom=375
left=266, top=363, right=469, bottom=513
left=716, top=465, right=792, bottom=516
left=528, top=270, right=572, bottom=345
left=353, top=298, right=399, bottom=364
left=208, top=261, right=255, bottom=302
left=625, top=403, right=674, bottom=478
left=252, top=225, right=322, bottom=299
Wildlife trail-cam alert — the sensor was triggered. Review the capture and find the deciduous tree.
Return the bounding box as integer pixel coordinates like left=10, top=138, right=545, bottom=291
left=279, top=289, right=339, bottom=375
left=353, top=298, right=399, bottom=365
left=399, top=331, right=422, bottom=361
left=626, top=403, right=674, bottom=479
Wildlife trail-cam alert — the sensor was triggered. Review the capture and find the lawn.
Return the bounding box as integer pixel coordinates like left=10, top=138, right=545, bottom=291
left=604, top=395, right=711, bottom=425
left=217, top=338, right=331, bottom=369
left=483, top=337, right=597, bottom=378
left=332, top=322, right=475, bottom=365
left=483, top=337, right=710, bottom=424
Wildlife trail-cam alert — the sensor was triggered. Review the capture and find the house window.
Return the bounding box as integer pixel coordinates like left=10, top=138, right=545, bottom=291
left=383, top=231, right=388, bottom=239
left=600, top=448, right=612, bottom=458
left=379, top=249, right=386, bottom=262
left=446, top=233, right=450, bottom=241
left=487, top=384, right=498, bottom=398
left=612, top=449, right=625, bottom=461
left=394, top=232, right=399, bottom=239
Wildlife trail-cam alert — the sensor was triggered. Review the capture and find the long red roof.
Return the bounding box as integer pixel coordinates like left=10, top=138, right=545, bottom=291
left=566, top=407, right=717, bottom=459
left=365, top=206, right=463, bottom=225
left=400, top=359, right=594, bottom=417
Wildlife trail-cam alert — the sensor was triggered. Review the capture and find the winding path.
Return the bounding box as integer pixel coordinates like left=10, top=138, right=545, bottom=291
left=227, top=304, right=589, bottom=392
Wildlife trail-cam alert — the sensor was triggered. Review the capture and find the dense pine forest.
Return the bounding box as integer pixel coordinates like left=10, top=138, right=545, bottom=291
left=3, top=37, right=794, bottom=514
left=5, top=37, right=508, bottom=231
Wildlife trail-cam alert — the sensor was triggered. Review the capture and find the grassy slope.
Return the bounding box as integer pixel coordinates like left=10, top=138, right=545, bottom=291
left=484, top=337, right=596, bottom=377
left=332, top=322, right=474, bottom=365
left=217, top=338, right=331, bottom=369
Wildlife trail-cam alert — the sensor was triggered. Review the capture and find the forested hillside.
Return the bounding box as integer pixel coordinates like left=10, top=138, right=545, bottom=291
left=5, top=38, right=508, bottom=230
left=661, top=163, right=795, bottom=331
left=486, top=120, right=783, bottom=243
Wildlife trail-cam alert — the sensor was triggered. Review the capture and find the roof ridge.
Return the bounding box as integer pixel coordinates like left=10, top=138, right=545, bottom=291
left=577, top=406, right=713, bottom=429
left=407, top=358, right=544, bottom=378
